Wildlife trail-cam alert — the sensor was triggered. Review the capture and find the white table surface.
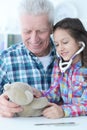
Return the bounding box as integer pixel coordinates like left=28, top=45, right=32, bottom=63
left=0, top=116, right=87, bottom=130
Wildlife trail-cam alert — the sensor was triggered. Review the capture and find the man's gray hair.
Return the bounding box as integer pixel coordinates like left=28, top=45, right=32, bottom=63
left=18, top=0, right=54, bottom=25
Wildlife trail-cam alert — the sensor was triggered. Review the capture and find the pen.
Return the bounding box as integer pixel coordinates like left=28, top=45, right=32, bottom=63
left=35, top=122, right=76, bottom=126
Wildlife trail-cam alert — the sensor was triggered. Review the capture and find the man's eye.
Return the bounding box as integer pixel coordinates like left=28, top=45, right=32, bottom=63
left=38, top=31, right=44, bottom=33
left=23, top=31, right=32, bottom=35
left=38, top=30, right=48, bottom=33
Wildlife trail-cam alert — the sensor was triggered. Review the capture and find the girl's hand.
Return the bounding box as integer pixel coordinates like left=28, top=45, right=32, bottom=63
left=42, top=102, right=65, bottom=119
left=32, top=88, right=42, bottom=98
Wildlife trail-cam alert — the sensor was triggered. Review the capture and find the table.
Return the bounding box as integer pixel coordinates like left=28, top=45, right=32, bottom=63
left=0, top=116, right=87, bottom=130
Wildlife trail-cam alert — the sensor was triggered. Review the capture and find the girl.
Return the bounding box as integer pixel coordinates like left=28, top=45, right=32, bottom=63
left=42, top=18, right=87, bottom=119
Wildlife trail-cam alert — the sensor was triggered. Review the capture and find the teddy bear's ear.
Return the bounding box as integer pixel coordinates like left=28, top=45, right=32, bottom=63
left=25, top=90, right=33, bottom=104
left=31, top=97, right=48, bottom=109
left=4, top=84, right=11, bottom=90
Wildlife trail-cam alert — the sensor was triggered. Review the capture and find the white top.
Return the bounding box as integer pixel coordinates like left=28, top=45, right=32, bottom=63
left=38, top=53, right=51, bottom=71
left=0, top=116, right=87, bottom=130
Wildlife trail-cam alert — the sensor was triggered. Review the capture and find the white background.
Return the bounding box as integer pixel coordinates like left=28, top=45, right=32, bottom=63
left=0, top=0, right=87, bottom=33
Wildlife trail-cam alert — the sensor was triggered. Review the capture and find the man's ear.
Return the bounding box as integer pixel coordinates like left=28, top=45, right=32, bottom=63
left=50, top=24, right=53, bottom=34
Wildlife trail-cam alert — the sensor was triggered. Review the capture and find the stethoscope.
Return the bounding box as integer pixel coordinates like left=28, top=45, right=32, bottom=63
left=58, top=41, right=85, bottom=73
left=43, top=41, right=85, bottom=97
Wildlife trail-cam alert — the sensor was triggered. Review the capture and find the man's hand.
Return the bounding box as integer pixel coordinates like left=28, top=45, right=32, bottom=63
left=0, top=93, right=23, bottom=117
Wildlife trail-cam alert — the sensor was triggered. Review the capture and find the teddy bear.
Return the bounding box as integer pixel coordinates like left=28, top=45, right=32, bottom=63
left=3, top=82, right=49, bottom=117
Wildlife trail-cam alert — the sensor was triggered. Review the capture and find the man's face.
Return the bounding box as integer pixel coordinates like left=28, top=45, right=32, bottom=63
left=20, top=14, right=52, bottom=57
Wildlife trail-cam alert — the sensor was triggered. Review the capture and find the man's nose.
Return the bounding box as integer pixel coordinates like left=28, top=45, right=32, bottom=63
left=30, top=31, right=39, bottom=44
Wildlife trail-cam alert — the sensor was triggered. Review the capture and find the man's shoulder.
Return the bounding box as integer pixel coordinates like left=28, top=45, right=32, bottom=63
left=0, top=42, right=25, bottom=57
